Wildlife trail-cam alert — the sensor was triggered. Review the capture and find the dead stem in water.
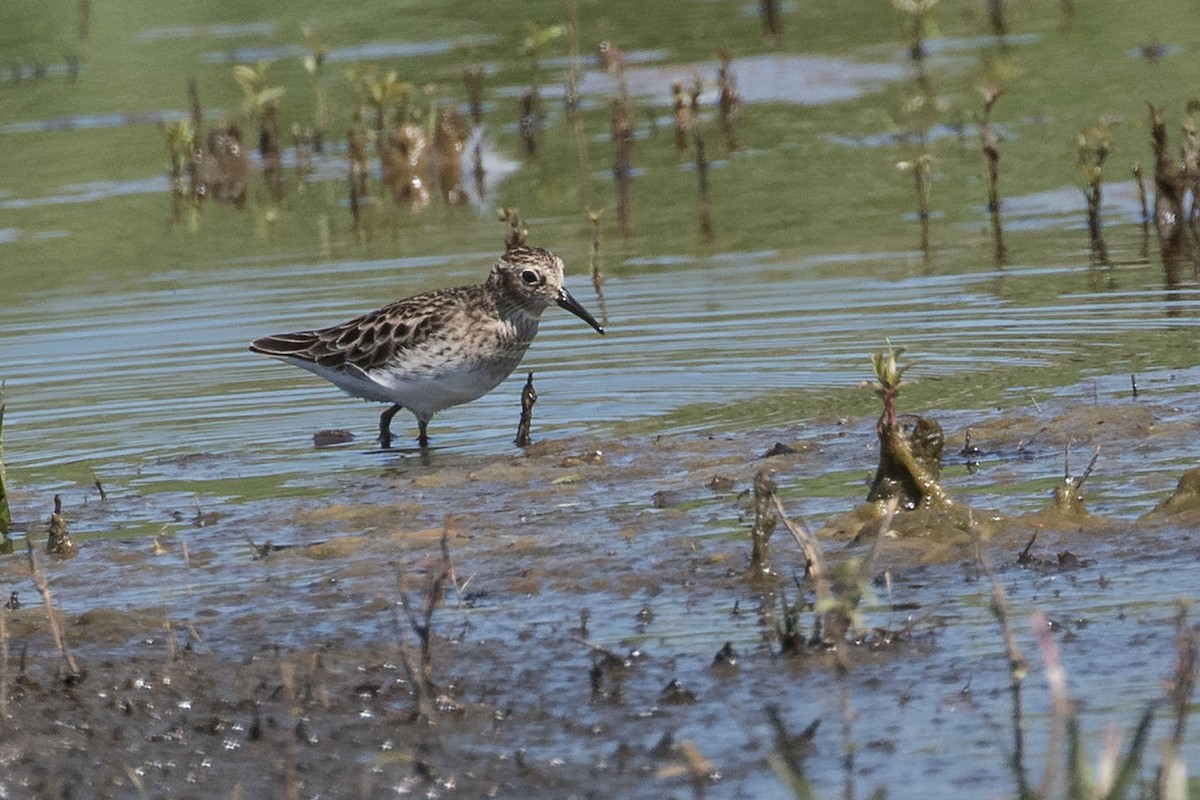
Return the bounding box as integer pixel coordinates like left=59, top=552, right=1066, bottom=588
left=1052, top=444, right=1100, bottom=517
left=462, top=65, right=485, bottom=127
left=611, top=95, right=634, bottom=239
left=566, top=2, right=594, bottom=211
left=1132, top=162, right=1150, bottom=259
left=760, top=0, right=784, bottom=42
left=978, top=84, right=1007, bottom=266
left=588, top=209, right=608, bottom=323
left=975, top=529, right=1032, bottom=800
left=394, top=520, right=457, bottom=723
left=0, top=603, right=7, bottom=726
left=1077, top=117, right=1114, bottom=263
left=1148, top=105, right=1200, bottom=275
left=693, top=127, right=715, bottom=242
left=515, top=371, right=537, bottom=447
left=717, top=48, right=741, bottom=152
left=25, top=524, right=80, bottom=679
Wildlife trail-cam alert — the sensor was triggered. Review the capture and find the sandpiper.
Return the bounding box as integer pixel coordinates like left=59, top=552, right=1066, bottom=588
left=250, top=246, right=605, bottom=449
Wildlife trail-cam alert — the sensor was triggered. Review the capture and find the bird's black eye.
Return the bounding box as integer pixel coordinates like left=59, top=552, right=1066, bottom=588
left=520, top=269, right=541, bottom=285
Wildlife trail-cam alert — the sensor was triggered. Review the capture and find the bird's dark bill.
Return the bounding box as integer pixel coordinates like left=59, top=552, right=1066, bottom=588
left=557, top=288, right=605, bottom=334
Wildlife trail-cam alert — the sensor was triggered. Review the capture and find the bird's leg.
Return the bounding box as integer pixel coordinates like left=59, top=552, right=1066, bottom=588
left=379, top=404, right=402, bottom=449
left=417, top=420, right=430, bottom=449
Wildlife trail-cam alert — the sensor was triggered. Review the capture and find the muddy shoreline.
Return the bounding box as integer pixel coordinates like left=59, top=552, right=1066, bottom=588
left=3, top=395, right=1199, bottom=797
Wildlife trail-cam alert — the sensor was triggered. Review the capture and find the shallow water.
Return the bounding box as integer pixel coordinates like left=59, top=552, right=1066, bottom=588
left=4, top=0, right=1200, bottom=796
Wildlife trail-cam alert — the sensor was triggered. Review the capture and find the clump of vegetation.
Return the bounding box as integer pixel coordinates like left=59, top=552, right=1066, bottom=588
left=45, top=495, right=76, bottom=558
left=751, top=466, right=900, bottom=661
left=866, top=342, right=952, bottom=510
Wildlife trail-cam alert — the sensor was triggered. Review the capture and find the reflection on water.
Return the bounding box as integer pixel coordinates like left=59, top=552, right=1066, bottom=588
left=8, top=245, right=1200, bottom=482
left=199, top=35, right=498, bottom=65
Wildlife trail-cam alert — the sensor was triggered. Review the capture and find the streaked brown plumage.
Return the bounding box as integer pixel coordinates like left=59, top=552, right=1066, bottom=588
left=250, top=246, right=604, bottom=448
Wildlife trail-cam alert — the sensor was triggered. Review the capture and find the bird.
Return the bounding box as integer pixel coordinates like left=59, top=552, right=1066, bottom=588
left=249, top=245, right=605, bottom=449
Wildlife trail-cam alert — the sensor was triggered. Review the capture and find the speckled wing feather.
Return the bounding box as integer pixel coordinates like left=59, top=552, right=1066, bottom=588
left=250, top=287, right=472, bottom=373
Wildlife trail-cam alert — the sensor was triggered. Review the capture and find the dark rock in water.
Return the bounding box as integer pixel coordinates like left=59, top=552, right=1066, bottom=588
left=313, top=429, right=355, bottom=447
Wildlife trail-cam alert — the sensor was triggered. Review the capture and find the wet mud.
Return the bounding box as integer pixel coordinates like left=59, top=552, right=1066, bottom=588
left=3, top=389, right=1199, bottom=798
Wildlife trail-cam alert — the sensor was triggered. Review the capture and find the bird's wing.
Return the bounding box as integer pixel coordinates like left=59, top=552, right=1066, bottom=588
left=249, top=292, right=459, bottom=373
